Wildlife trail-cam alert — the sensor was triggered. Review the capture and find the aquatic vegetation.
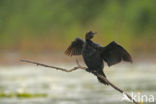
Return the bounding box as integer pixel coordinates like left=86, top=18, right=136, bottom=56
left=0, top=92, right=47, bottom=98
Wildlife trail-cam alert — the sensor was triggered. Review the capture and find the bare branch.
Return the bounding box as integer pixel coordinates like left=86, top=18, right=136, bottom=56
left=97, top=74, right=139, bottom=104
left=20, top=59, right=139, bottom=104
left=20, top=59, right=85, bottom=72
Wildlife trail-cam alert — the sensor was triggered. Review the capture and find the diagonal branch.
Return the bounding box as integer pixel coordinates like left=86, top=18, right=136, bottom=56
left=20, top=59, right=140, bottom=104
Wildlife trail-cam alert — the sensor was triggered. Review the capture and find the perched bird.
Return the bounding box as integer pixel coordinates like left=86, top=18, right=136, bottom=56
left=65, top=31, right=132, bottom=85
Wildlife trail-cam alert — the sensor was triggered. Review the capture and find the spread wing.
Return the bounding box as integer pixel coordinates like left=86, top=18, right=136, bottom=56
left=101, top=41, right=132, bottom=66
left=65, top=38, right=85, bottom=56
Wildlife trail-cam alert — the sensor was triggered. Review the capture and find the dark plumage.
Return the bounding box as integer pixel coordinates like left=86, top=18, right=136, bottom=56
left=65, top=31, right=132, bottom=85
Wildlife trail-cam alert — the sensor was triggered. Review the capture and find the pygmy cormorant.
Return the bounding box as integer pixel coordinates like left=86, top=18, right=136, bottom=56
left=65, top=31, right=132, bottom=85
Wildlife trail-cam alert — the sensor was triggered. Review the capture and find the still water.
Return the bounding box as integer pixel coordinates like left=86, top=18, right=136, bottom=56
left=0, top=62, right=155, bottom=104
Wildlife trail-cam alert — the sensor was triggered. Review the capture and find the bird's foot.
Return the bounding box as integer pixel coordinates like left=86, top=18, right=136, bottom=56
left=86, top=68, right=91, bottom=73
left=92, top=70, right=98, bottom=76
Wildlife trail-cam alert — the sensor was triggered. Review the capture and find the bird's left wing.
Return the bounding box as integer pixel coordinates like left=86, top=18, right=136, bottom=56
left=65, top=38, right=85, bottom=56
left=101, top=41, right=132, bottom=66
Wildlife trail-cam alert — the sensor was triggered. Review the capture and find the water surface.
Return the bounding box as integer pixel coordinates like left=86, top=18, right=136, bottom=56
left=0, top=62, right=155, bottom=104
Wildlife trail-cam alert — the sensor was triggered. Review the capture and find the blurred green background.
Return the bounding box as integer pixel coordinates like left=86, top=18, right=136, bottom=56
left=0, top=0, right=156, bottom=54
left=0, top=1, right=156, bottom=104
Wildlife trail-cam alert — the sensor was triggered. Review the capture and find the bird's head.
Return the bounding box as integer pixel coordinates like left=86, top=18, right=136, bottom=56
left=85, top=31, right=96, bottom=40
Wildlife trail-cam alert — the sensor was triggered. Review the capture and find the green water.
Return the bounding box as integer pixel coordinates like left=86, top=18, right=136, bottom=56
left=0, top=62, right=155, bottom=104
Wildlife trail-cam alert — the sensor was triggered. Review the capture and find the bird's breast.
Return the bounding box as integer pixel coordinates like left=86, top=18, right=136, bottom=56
left=82, top=44, right=103, bottom=69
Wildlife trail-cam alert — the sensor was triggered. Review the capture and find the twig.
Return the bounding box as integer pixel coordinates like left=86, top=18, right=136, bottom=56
left=20, top=59, right=139, bottom=104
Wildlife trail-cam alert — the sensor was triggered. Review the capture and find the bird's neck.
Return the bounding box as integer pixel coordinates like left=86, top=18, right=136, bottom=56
left=86, top=39, right=99, bottom=49
left=86, top=39, right=93, bottom=45
left=86, top=39, right=92, bottom=42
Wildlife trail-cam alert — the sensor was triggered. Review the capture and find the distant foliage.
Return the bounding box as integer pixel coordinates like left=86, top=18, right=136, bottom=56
left=0, top=0, right=155, bottom=51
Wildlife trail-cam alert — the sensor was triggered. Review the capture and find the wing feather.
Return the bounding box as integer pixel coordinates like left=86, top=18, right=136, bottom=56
left=101, top=41, right=132, bottom=66
left=65, top=38, right=85, bottom=56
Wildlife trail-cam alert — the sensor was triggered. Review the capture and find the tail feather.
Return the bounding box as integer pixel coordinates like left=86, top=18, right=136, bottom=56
left=88, top=68, right=109, bottom=85
left=97, top=71, right=109, bottom=85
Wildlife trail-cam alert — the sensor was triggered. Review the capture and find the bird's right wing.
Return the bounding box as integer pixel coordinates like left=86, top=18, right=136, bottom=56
left=65, top=38, right=85, bottom=56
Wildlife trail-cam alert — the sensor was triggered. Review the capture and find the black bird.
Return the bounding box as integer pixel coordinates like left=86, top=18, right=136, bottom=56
left=65, top=31, right=132, bottom=85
